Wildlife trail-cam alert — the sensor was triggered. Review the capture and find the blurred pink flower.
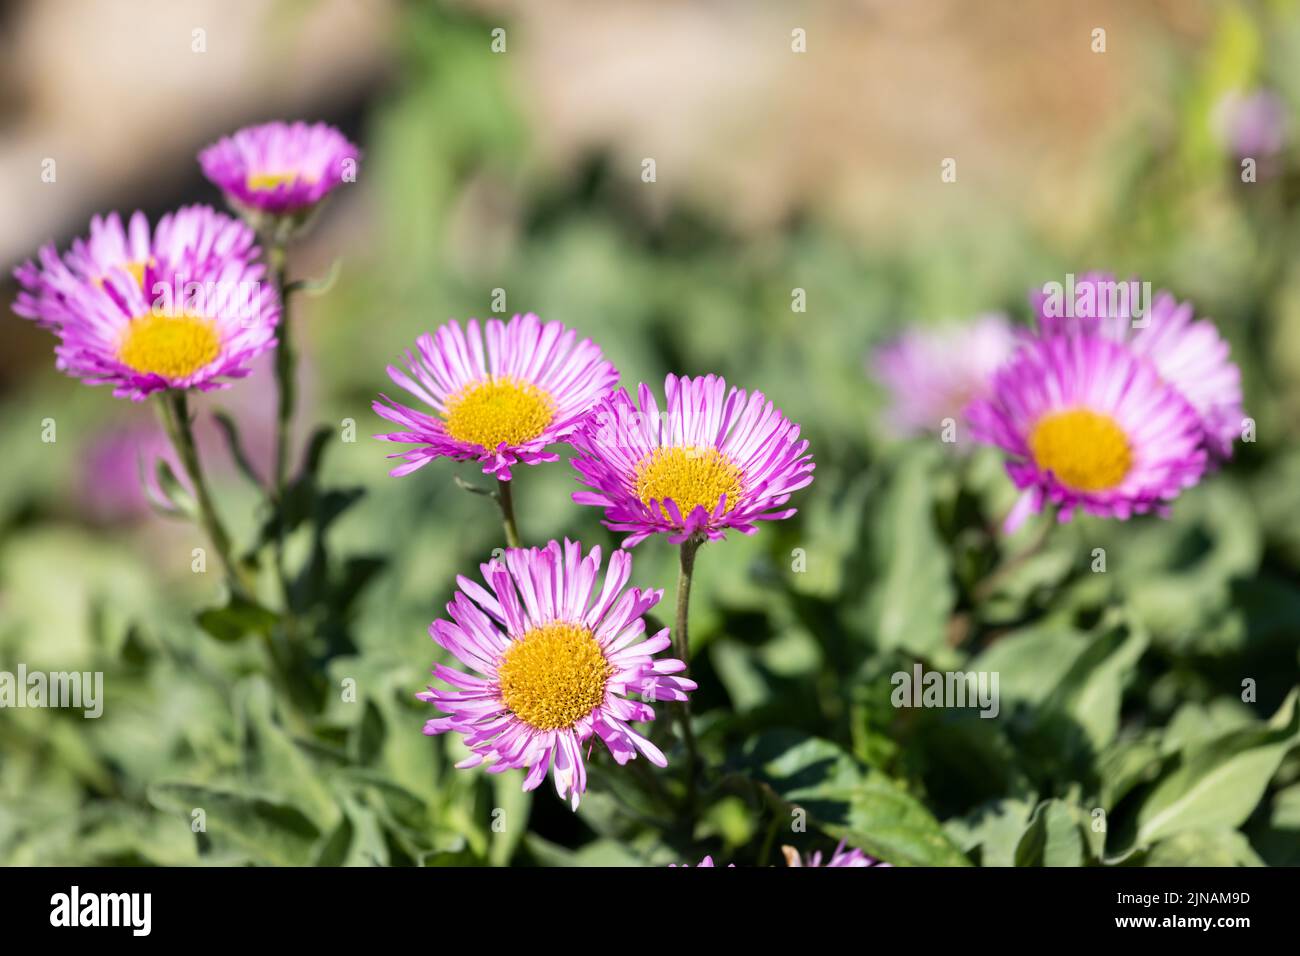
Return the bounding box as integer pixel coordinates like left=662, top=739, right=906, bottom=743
left=80, top=421, right=185, bottom=523
left=1214, top=89, right=1289, bottom=167
left=871, top=314, right=1019, bottom=438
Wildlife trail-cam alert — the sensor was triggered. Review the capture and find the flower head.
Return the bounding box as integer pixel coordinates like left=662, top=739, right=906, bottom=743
left=871, top=313, right=1018, bottom=437
left=1213, top=88, right=1288, bottom=162
left=373, top=313, right=619, bottom=480
left=1033, top=274, right=1243, bottom=459
left=783, top=840, right=890, bottom=867
left=670, top=855, right=733, bottom=867
left=570, top=374, right=815, bottom=547
left=199, top=120, right=360, bottom=219
left=14, top=210, right=153, bottom=331
left=967, top=333, right=1207, bottom=530
left=418, top=539, right=695, bottom=809
left=12, top=206, right=279, bottom=401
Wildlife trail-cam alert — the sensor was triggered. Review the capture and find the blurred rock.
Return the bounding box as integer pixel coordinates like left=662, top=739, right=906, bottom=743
left=502, top=0, right=1215, bottom=243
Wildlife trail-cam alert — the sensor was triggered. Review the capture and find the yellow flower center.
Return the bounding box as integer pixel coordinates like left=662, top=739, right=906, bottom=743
left=635, top=446, right=744, bottom=516
left=96, top=259, right=150, bottom=289
left=118, top=313, right=221, bottom=379
left=247, top=171, right=303, bottom=191
left=1028, top=408, right=1132, bottom=492
left=497, top=622, right=612, bottom=731
left=443, top=377, right=556, bottom=450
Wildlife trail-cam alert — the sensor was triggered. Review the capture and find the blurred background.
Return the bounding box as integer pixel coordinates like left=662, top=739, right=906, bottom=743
left=1, top=0, right=1299, bottom=866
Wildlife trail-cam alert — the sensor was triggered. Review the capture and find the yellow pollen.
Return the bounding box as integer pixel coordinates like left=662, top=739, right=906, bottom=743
left=118, top=313, right=221, bottom=379
left=247, top=171, right=302, bottom=191
left=635, top=446, right=744, bottom=516
left=497, top=622, right=612, bottom=731
left=443, top=377, right=556, bottom=450
left=1028, top=408, right=1132, bottom=492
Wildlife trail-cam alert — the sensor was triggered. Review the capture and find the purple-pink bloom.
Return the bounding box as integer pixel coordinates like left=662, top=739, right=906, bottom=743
left=199, top=120, right=360, bottom=216
left=967, top=333, right=1207, bottom=530
left=373, top=314, right=619, bottom=480
left=1213, top=89, right=1289, bottom=161
left=670, top=855, right=733, bottom=867
left=1033, top=273, right=1243, bottom=459
left=79, top=422, right=186, bottom=523
left=14, top=210, right=154, bottom=331
left=12, top=206, right=279, bottom=401
left=418, top=539, right=695, bottom=810
left=570, top=374, right=815, bottom=547
left=784, top=840, right=891, bottom=867
left=871, top=313, right=1019, bottom=437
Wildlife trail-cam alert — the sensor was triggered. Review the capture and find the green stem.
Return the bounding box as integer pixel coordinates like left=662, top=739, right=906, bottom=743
left=268, top=242, right=295, bottom=610
left=496, top=477, right=522, bottom=548
left=673, top=536, right=702, bottom=808
left=270, top=243, right=294, bottom=495
left=159, top=391, right=253, bottom=597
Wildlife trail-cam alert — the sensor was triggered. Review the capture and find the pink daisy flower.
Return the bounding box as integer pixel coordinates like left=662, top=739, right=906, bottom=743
left=199, top=120, right=360, bottom=217
left=967, top=333, right=1208, bottom=530
left=13, top=211, right=154, bottom=330
left=373, top=313, right=619, bottom=480
left=11, top=206, right=279, bottom=401
left=570, top=374, right=815, bottom=547
left=1033, top=274, right=1244, bottom=459
left=418, top=539, right=696, bottom=810
left=871, top=313, right=1019, bottom=437
left=783, top=840, right=891, bottom=867
left=670, top=856, right=733, bottom=867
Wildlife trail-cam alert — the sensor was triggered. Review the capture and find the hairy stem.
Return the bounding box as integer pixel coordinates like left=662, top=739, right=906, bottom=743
left=159, top=391, right=253, bottom=597
left=268, top=242, right=296, bottom=611
left=496, top=477, right=522, bottom=548
left=673, top=536, right=702, bottom=807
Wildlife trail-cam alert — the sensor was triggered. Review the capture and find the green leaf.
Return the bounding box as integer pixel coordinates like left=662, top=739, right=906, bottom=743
left=790, top=469, right=876, bottom=599
left=1115, top=483, right=1262, bottom=651
left=522, top=834, right=650, bottom=867
left=1041, top=614, right=1148, bottom=753
left=710, top=639, right=773, bottom=713
left=147, top=782, right=320, bottom=866
left=312, top=814, right=354, bottom=867
left=489, top=771, right=531, bottom=867
left=330, top=797, right=390, bottom=867
left=1141, top=829, right=1264, bottom=867
left=735, top=731, right=970, bottom=866
left=1134, top=689, right=1300, bottom=847
left=860, top=446, right=954, bottom=657
left=1163, top=699, right=1259, bottom=755
left=234, top=678, right=340, bottom=832
left=212, top=410, right=265, bottom=489
left=195, top=594, right=280, bottom=642
left=285, top=257, right=344, bottom=297
left=141, top=456, right=195, bottom=519
left=944, top=797, right=1035, bottom=867
left=1014, top=799, right=1084, bottom=867
left=1248, top=782, right=1300, bottom=866
left=970, top=622, right=1088, bottom=708
left=1097, top=734, right=1166, bottom=809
